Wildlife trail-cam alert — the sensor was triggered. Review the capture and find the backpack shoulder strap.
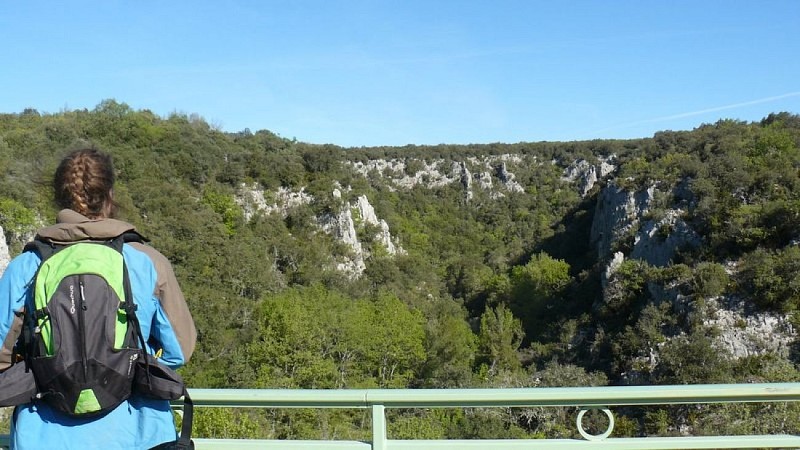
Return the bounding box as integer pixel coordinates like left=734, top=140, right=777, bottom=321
left=110, top=230, right=148, bottom=252
left=23, top=237, right=59, bottom=261
left=121, top=230, right=148, bottom=243
left=114, top=231, right=152, bottom=358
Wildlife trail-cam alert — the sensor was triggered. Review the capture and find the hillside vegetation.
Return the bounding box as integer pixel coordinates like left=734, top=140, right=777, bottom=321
left=1, top=101, right=799, bottom=439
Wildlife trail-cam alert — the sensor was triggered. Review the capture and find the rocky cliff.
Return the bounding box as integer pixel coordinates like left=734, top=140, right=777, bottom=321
left=236, top=184, right=403, bottom=278
left=236, top=184, right=313, bottom=220
left=347, top=154, right=528, bottom=199
left=561, top=155, right=617, bottom=197
left=585, top=177, right=796, bottom=364
left=234, top=154, right=534, bottom=277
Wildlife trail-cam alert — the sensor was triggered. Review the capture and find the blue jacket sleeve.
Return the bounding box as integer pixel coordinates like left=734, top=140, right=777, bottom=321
left=0, top=252, right=40, bottom=370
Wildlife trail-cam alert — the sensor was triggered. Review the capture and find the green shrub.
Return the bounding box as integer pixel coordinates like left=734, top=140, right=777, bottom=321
left=692, top=262, right=730, bottom=298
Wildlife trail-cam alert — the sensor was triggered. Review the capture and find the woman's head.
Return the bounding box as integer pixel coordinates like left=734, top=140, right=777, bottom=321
left=53, top=148, right=116, bottom=219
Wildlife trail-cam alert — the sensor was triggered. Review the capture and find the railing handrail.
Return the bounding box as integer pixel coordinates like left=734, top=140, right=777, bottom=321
left=3, top=383, right=800, bottom=449
left=184, top=382, right=800, bottom=408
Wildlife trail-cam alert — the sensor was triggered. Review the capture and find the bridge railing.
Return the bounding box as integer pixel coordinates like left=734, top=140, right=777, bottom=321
left=2, top=383, right=800, bottom=449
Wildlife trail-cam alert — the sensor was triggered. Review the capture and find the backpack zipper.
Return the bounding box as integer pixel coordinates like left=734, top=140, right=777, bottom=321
left=78, top=276, right=88, bottom=381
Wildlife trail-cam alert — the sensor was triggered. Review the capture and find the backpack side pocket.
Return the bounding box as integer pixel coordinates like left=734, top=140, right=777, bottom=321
left=134, top=354, right=185, bottom=400
left=0, top=362, right=38, bottom=407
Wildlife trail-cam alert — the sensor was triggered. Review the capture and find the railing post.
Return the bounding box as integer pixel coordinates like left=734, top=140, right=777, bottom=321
left=372, top=403, right=387, bottom=450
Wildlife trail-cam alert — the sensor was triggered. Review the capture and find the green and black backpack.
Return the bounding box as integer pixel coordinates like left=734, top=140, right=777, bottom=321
left=0, top=232, right=194, bottom=448
left=22, top=232, right=147, bottom=417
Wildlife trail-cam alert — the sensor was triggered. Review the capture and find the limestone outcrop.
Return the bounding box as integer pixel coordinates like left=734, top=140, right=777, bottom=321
left=346, top=154, right=528, bottom=198
left=236, top=184, right=402, bottom=278
left=0, top=225, right=10, bottom=277
left=591, top=179, right=795, bottom=366
left=562, top=155, right=616, bottom=197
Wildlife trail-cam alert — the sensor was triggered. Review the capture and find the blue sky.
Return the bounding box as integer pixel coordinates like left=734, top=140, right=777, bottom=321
left=2, top=1, right=799, bottom=147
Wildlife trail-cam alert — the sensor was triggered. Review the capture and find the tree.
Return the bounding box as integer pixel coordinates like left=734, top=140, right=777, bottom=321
left=241, top=285, right=425, bottom=389
left=508, top=252, right=571, bottom=340
left=420, top=301, right=477, bottom=387
left=477, top=304, right=524, bottom=376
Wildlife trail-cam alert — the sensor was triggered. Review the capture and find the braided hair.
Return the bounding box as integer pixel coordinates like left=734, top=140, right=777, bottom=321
left=53, top=148, right=116, bottom=219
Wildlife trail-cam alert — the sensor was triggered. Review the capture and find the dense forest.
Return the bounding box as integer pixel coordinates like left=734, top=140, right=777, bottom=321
left=1, top=100, right=799, bottom=439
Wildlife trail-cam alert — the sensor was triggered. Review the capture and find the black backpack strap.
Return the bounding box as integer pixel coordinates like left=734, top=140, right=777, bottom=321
left=122, top=230, right=149, bottom=243
left=116, top=229, right=153, bottom=372
left=20, top=238, right=59, bottom=360
left=176, top=388, right=194, bottom=449
left=149, top=389, right=194, bottom=450
left=120, top=258, right=148, bottom=352
left=110, top=230, right=148, bottom=253
left=23, top=238, right=58, bottom=261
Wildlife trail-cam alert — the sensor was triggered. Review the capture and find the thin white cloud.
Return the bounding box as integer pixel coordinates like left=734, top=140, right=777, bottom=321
left=647, top=91, right=800, bottom=122
left=590, top=91, right=800, bottom=136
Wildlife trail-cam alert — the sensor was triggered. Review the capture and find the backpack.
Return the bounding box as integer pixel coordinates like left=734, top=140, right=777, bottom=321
left=0, top=232, right=194, bottom=448
left=23, top=233, right=145, bottom=417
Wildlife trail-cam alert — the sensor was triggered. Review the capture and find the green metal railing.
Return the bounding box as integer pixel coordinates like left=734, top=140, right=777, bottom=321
left=189, top=383, right=800, bottom=449
left=2, top=383, right=800, bottom=448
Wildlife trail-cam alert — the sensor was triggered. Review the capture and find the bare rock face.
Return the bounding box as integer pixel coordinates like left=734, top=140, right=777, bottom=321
left=601, top=251, right=626, bottom=290
left=391, top=160, right=458, bottom=189
left=592, top=180, right=703, bottom=319
left=459, top=162, right=473, bottom=202
left=236, top=184, right=403, bottom=278
left=354, top=195, right=403, bottom=256
left=591, top=178, right=703, bottom=269
left=320, top=207, right=367, bottom=277
left=346, top=154, right=529, bottom=196
left=590, top=182, right=657, bottom=261
left=495, top=162, right=524, bottom=193
left=318, top=193, right=405, bottom=278
left=235, top=183, right=313, bottom=220
left=475, top=171, right=493, bottom=190
left=0, top=225, right=10, bottom=277
left=701, top=297, right=796, bottom=359
left=631, top=210, right=701, bottom=267
left=562, top=156, right=617, bottom=197
left=566, top=160, right=597, bottom=197
left=592, top=178, right=795, bottom=368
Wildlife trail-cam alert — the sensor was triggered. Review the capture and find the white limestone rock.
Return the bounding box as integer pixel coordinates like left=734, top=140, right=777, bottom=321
left=562, top=155, right=616, bottom=197
left=590, top=182, right=657, bottom=260
left=354, top=195, right=404, bottom=256
left=0, top=225, right=10, bottom=277
left=495, top=162, right=524, bottom=193
left=320, top=207, right=366, bottom=277
left=701, top=297, right=796, bottom=359
left=631, top=209, right=702, bottom=267
left=235, top=183, right=313, bottom=220
left=345, top=154, right=531, bottom=195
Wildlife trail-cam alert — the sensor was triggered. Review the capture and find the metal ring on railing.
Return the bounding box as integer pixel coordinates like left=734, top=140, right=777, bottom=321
left=576, top=407, right=614, bottom=441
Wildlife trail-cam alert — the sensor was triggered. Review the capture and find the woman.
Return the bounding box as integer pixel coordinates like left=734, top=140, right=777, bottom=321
left=0, top=148, right=197, bottom=449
